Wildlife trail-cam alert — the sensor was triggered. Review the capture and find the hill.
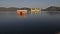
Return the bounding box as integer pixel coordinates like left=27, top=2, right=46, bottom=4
left=0, top=7, right=31, bottom=11
left=42, top=6, right=60, bottom=11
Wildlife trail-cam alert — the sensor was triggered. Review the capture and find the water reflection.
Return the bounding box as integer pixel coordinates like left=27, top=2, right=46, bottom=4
left=17, top=13, right=27, bottom=18
left=47, top=11, right=60, bottom=16
left=32, top=12, right=40, bottom=16
left=0, top=11, right=60, bottom=34
left=17, top=11, right=41, bottom=17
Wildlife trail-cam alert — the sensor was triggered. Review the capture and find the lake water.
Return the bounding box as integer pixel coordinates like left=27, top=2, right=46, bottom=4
left=0, top=11, right=60, bottom=34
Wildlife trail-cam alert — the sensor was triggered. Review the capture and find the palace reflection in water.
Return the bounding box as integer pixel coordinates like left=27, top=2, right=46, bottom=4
left=17, top=11, right=60, bottom=17
left=0, top=11, right=60, bottom=34
left=17, top=11, right=41, bottom=17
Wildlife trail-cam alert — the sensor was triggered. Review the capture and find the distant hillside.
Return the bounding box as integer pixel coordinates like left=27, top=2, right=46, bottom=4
left=0, top=7, right=31, bottom=11
left=42, top=6, right=60, bottom=11
left=18, top=7, right=31, bottom=11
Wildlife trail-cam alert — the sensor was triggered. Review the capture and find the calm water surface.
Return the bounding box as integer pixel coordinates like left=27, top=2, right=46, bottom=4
left=0, top=11, right=60, bottom=34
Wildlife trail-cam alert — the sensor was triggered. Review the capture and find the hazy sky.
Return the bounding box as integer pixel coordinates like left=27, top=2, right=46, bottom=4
left=0, top=0, right=60, bottom=8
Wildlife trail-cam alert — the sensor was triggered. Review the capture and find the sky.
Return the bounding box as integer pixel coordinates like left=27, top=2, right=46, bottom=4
left=0, top=0, right=60, bottom=9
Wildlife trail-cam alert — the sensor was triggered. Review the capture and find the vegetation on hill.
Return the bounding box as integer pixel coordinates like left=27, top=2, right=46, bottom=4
left=0, top=6, right=60, bottom=11
left=42, top=6, right=60, bottom=11
left=0, top=7, right=31, bottom=11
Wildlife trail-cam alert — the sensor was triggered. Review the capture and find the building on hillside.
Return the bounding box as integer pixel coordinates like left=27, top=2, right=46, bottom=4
left=31, top=8, right=41, bottom=14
